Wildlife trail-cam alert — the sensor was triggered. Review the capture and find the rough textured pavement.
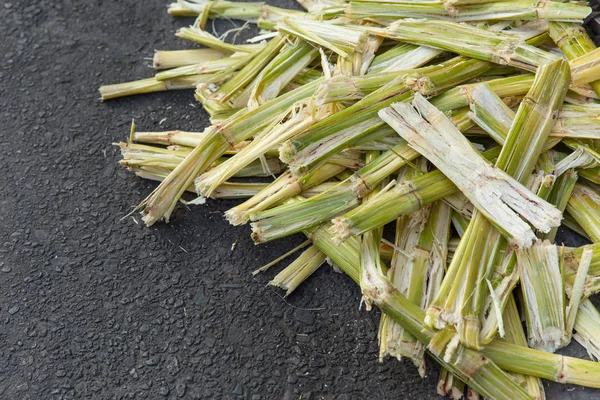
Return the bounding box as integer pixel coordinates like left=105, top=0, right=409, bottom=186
left=1, top=0, right=600, bottom=399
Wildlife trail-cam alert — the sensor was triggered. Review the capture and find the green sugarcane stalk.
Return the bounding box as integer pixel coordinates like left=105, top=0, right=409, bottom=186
left=225, top=162, right=347, bottom=225
left=370, top=19, right=559, bottom=73
left=437, top=368, right=466, bottom=400
left=567, top=182, right=600, bottom=242
left=502, top=295, right=546, bottom=400
left=305, top=219, right=600, bottom=393
left=543, top=169, right=579, bottom=242
left=249, top=140, right=423, bottom=243
left=138, top=76, right=326, bottom=226
left=281, top=56, right=493, bottom=177
left=345, top=1, right=590, bottom=23
left=570, top=47, right=600, bottom=85
left=99, top=75, right=213, bottom=101
left=424, top=59, right=570, bottom=349
left=202, top=34, right=288, bottom=108
left=381, top=199, right=452, bottom=376
left=153, top=48, right=228, bottom=70
left=573, top=299, right=600, bottom=361
left=548, top=21, right=600, bottom=97
left=155, top=53, right=254, bottom=82
left=176, top=27, right=260, bottom=53
left=195, top=104, right=334, bottom=198
left=362, top=225, right=532, bottom=400
left=268, top=245, right=326, bottom=296
left=331, top=145, right=501, bottom=244
left=518, top=240, right=568, bottom=352
left=276, top=17, right=368, bottom=58
left=168, top=0, right=266, bottom=20
left=368, top=43, right=444, bottom=75
left=379, top=93, right=562, bottom=248
left=248, top=39, right=319, bottom=107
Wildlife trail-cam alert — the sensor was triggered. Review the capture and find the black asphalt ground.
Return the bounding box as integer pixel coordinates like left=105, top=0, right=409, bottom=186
left=1, top=1, right=600, bottom=399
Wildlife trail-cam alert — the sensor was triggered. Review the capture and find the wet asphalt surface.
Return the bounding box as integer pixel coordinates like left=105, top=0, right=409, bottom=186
left=1, top=0, right=600, bottom=399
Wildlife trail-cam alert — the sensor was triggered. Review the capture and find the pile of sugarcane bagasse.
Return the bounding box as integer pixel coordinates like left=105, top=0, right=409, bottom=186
left=100, top=0, right=600, bottom=398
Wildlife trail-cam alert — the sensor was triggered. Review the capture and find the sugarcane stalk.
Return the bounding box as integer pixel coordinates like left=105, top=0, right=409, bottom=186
left=360, top=225, right=533, bottom=399
left=138, top=76, right=326, bottom=226
left=168, top=0, right=265, bottom=20
left=268, top=245, right=326, bottom=296
left=155, top=53, right=253, bottom=81
left=381, top=199, right=452, bottom=376
left=566, top=183, right=600, bottom=242
left=281, top=56, right=493, bottom=177
left=276, top=17, right=368, bottom=58
left=422, top=59, right=570, bottom=349
left=573, top=299, right=600, bottom=361
left=518, top=240, right=568, bottom=352
left=345, top=1, right=590, bottom=23
left=502, top=295, right=546, bottom=400
left=368, top=43, right=444, bottom=75
left=195, top=105, right=333, bottom=198
left=437, top=368, right=465, bottom=400
left=99, top=75, right=214, bottom=101
left=570, top=47, right=600, bottom=85
left=548, top=21, right=600, bottom=97
left=153, top=48, right=228, bottom=70
left=370, top=20, right=559, bottom=73
left=176, top=27, right=259, bottom=53
left=248, top=39, right=319, bottom=107
left=331, top=145, right=501, bottom=244
left=542, top=169, right=579, bottom=242
left=303, top=218, right=600, bottom=392
left=225, top=163, right=347, bottom=225
left=248, top=140, right=421, bottom=243
left=379, top=93, right=562, bottom=248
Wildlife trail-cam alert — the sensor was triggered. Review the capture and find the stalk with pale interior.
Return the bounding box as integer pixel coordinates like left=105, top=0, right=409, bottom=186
left=424, top=59, right=570, bottom=349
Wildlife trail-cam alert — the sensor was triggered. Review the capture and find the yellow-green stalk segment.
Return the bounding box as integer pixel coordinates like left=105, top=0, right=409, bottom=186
left=195, top=105, right=333, bottom=198
left=154, top=53, right=254, bottom=82
left=345, top=1, right=590, bottom=23
left=553, top=104, right=600, bottom=140
left=225, top=163, right=347, bottom=225
left=422, top=59, right=571, bottom=349
left=118, top=141, right=285, bottom=177
left=281, top=56, right=493, bottom=177
left=331, top=146, right=501, bottom=243
left=248, top=141, right=420, bottom=243
left=276, top=17, right=368, bottom=59
left=381, top=93, right=562, bottom=247
left=573, top=299, right=600, bottom=361
left=128, top=167, right=270, bottom=197
left=542, top=169, right=579, bottom=242
left=137, top=77, right=325, bottom=226
left=360, top=219, right=533, bottom=399
left=305, top=216, right=600, bottom=391
left=153, top=48, right=228, bottom=70
left=570, top=46, right=600, bottom=86
left=566, top=183, right=600, bottom=243
left=168, top=0, right=266, bottom=20
left=370, top=20, right=559, bottom=73
left=99, top=75, right=214, bottom=101
left=548, top=22, right=600, bottom=97
left=268, top=245, right=326, bottom=296
left=437, top=368, right=465, bottom=400
left=176, top=27, right=262, bottom=54
left=248, top=39, right=319, bottom=107
left=378, top=160, right=428, bottom=370
left=201, top=35, right=288, bottom=109
left=380, top=198, right=452, bottom=377
left=367, top=43, right=444, bottom=75
left=502, top=295, right=546, bottom=400
left=518, top=240, right=568, bottom=352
